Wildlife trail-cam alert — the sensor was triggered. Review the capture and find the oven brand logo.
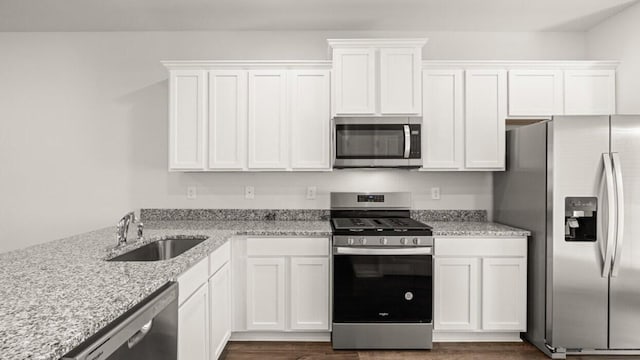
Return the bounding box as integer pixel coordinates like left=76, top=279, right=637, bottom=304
left=405, top=291, right=414, bottom=301
left=378, top=312, right=389, bottom=317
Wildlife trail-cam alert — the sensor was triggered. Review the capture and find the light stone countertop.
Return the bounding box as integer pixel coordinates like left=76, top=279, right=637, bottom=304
left=0, top=220, right=331, bottom=360
left=0, top=218, right=528, bottom=360
left=429, top=221, right=531, bottom=237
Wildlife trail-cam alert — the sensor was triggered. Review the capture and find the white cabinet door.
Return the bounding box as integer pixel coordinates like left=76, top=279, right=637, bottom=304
left=209, top=263, right=231, bottom=360
left=169, top=70, right=206, bottom=170
left=380, top=47, right=421, bottom=115
left=290, top=70, right=331, bottom=170
left=482, top=257, right=527, bottom=331
left=564, top=70, right=616, bottom=115
left=422, top=69, right=464, bottom=170
left=508, top=70, right=563, bottom=116
left=248, top=70, right=289, bottom=169
left=434, top=257, right=480, bottom=331
left=333, top=48, right=376, bottom=115
left=464, top=70, right=507, bottom=169
left=290, top=257, right=330, bottom=330
left=178, top=284, right=209, bottom=360
left=246, top=257, right=286, bottom=330
left=208, top=71, right=247, bottom=170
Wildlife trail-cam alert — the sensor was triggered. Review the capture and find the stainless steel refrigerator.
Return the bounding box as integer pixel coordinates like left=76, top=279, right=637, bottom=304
left=494, top=115, right=640, bottom=359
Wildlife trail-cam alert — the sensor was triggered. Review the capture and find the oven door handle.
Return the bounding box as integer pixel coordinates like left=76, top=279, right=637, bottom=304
left=333, top=247, right=432, bottom=256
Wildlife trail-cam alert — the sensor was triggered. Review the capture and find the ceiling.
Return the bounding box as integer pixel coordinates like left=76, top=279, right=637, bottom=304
left=0, top=0, right=637, bottom=32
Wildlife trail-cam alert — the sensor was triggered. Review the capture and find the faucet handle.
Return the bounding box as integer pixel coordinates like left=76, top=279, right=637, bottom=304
left=137, top=222, right=144, bottom=241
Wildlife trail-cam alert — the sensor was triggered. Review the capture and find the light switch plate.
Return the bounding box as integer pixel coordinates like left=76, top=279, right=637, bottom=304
left=245, top=186, right=255, bottom=199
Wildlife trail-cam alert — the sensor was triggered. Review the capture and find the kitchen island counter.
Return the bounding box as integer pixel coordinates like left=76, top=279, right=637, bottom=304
left=0, top=219, right=330, bottom=360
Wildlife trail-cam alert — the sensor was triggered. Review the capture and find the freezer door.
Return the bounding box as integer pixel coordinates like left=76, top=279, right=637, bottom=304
left=548, top=116, right=610, bottom=349
left=609, top=115, right=640, bottom=349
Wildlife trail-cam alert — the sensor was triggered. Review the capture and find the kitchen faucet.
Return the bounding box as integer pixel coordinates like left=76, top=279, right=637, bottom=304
left=116, top=211, right=143, bottom=246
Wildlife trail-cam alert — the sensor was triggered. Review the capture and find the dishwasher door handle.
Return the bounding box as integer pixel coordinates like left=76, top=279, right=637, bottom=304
left=127, top=320, right=153, bottom=349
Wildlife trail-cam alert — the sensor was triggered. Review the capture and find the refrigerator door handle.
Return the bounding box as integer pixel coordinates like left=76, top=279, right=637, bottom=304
left=611, top=152, right=625, bottom=277
left=602, top=153, right=616, bottom=278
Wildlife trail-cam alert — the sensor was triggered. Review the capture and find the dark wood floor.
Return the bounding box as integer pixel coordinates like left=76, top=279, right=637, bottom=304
left=220, top=341, right=640, bottom=359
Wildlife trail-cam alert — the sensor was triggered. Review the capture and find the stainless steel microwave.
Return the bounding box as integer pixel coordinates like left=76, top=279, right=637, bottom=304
left=333, top=117, right=422, bottom=168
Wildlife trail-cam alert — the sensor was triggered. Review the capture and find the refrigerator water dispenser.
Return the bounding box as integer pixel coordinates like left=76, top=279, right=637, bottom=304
left=565, top=197, right=597, bottom=241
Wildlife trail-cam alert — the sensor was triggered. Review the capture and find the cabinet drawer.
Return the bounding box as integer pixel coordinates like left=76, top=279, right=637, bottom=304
left=246, top=237, right=329, bottom=257
left=435, top=237, right=526, bottom=257
left=209, top=241, right=231, bottom=276
left=177, top=256, right=209, bottom=306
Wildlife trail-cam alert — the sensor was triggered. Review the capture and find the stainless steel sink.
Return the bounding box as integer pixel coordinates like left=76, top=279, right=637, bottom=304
left=108, top=237, right=207, bottom=262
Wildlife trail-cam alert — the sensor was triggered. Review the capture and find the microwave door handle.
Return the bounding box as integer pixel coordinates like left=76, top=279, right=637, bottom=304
left=403, top=125, right=410, bottom=159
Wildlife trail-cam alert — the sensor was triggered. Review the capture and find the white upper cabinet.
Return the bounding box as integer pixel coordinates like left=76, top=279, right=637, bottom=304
left=564, top=70, right=616, bottom=115
left=169, top=70, right=206, bottom=170
left=329, top=39, right=427, bottom=117
left=165, top=62, right=331, bottom=172
left=290, top=70, right=331, bottom=169
left=380, top=47, right=422, bottom=115
left=508, top=70, right=563, bottom=116
left=332, top=48, right=376, bottom=115
left=208, top=71, right=247, bottom=170
left=464, top=69, right=507, bottom=170
left=422, top=69, right=464, bottom=170
left=248, top=70, right=289, bottom=170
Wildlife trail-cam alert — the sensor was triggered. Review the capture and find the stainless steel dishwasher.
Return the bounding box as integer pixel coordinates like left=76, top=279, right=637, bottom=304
left=62, top=282, right=178, bottom=360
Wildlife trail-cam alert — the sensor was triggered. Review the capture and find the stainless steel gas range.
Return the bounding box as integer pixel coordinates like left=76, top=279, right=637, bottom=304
left=330, top=192, right=433, bottom=350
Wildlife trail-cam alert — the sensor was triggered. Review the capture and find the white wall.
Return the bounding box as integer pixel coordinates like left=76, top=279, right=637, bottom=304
left=0, top=30, right=587, bottom=253
left=587, top=2, right=640, bottom=113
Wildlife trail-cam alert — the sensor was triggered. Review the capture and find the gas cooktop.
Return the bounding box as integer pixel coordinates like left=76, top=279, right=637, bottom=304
left=331, top=217, right=431, bottom=231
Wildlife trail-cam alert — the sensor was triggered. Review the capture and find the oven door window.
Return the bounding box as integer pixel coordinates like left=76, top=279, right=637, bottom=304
left=333, top=254, right=432, bottom=323
left=335, top=124, right=406, bottom=159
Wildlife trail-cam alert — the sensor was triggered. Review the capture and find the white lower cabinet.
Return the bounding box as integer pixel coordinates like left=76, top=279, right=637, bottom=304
left=178, top=284, right=209, bottom=360
left=433, top=237, right=527, bottom=340
left=482, top=257, right=527, bottom=331
left=246, top=257, right=287, bottom=330
left=290, top=257, right=330, bottom=330
left=209, top=263, right=231, bottom=359
left=235, top=237, right=331, bottom=337
left=177, top=244, right=232, bottom=360
left=434, top=257, right=479, bottom=331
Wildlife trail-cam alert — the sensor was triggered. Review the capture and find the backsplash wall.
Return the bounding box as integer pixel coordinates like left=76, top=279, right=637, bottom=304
left=133, top=170, right=493, bottom=214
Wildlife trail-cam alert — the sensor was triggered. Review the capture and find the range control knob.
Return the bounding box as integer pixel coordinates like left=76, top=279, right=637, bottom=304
left=400, top=237, right=408, bottom=245
left=347, top=238, right=355, bottom=245
left=380, top=238, right=388, bottom=245
left=360, top=238, right=367, bottom=245
left=413, top=237, right=421, bottom=245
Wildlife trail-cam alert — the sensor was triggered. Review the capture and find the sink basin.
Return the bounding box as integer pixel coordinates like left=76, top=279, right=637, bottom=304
left=108, top=237, right=207, bottom=262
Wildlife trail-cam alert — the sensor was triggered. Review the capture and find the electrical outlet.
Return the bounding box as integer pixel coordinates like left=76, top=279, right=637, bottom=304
left=306, top=186, right=317, bottom=200
left=245, top=186, right=255, bottom=199
left=187, top=186, right=197, bottom=200
left=431, top=187, right=441, bottom=200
